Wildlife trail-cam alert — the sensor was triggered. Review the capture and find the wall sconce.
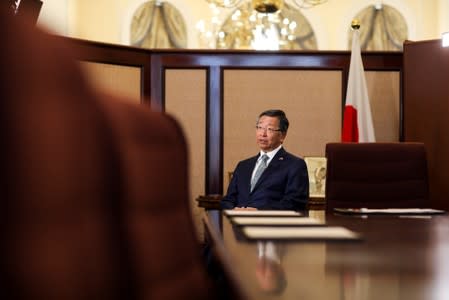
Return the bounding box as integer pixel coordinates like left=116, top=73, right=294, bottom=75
left=443, top=32, right=449, bottom=47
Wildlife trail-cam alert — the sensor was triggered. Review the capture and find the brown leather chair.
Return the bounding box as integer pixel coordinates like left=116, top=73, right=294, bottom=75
left=1, top=8, right=128, bottom=300
left=99, top=97, right=217, bottom=300
left=1, top=7, right=221, bottom=300
left=325, top=142, right=429, bottom=211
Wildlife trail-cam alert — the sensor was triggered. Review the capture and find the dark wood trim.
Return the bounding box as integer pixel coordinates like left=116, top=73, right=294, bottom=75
left=403, top=39, right=449, bottom=210
left=152, top=51, right=402, bottom=195
left=61, top=36, right=153, bottom=106
left=207, top=66, right=222, bottom=194
left=60, top=38, right=403, bottom=196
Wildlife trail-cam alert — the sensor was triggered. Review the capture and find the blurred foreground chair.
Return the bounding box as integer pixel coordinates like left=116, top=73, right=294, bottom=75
left=325, top=143, right=429, bottom=211
left=1, top=7, right=231, bottom=300
left=99, top=97, right=218, bottom=299
left=1, top=8, right=129, bottom=299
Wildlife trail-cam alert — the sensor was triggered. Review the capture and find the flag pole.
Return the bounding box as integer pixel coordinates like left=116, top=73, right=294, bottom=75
left=341, top=19, right=376, bottom=143
left=351, top=19, right=360, bottom=30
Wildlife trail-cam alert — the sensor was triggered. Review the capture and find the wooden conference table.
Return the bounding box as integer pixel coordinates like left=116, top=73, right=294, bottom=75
left=203, top=209, right=449, bottom=300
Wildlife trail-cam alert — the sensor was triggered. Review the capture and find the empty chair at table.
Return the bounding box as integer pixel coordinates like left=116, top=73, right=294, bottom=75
left=325, top=142, right=429, bottom=211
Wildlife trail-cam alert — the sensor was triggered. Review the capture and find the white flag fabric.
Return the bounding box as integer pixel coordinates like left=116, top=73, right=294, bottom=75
left=341, top=29, right=375, bottom=142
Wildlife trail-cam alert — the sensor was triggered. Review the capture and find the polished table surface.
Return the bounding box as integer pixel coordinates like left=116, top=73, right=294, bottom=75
left=204, top=210, right=449, bottom=300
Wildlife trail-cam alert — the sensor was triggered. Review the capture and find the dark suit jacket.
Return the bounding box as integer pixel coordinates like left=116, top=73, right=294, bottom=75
left=221, top=147, right=309, bottom=210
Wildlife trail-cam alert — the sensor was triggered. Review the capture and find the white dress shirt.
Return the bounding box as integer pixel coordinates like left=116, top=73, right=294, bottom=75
left=251, top=144, right=283, bottom=181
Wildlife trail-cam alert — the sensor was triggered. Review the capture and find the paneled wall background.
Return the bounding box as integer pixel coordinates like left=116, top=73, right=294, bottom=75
left=222, top=70, right=343, bottom=189
left=80, top=61, right=142, bottom=102
left=165, top=70, right=207, bottom=236
left=69, top=37, right=403, bottom=237
left=403, top=39, right=449, bottom=211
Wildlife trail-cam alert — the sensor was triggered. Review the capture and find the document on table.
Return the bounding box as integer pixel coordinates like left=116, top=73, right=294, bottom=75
left=241, top=226, right=361, bottom=240
left=333, top=208, right=446, bottom=215
left=223, top=210, right=303, bottom=217
left=231, top=217, right=324, bottom=226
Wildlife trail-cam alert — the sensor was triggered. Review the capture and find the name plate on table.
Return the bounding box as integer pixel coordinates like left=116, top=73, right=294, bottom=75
left=334, top=208, right=446, bottom=215
left=231, top=217, right=324, bottom=226
left=241, top=226, right=361, bottom=241
left=223, top=210, right=303, bottom=217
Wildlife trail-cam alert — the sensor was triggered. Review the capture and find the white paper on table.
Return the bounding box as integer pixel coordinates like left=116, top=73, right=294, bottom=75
left=223, top=210, right=303, bottom=217
left=231, top=217, right=324, bottom=226
left=334, top=208, right=445, bottom=215
left=242, top=226, right=360, bottom=240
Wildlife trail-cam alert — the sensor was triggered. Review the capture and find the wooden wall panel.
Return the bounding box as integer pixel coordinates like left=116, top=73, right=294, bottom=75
left=80, top=61, right=141, bottom=103
left=223, top=69, right=342, bottom=189
left=404, top=40, right=449, bottom=210
left=66, top=36, right=152, bottom=105
left=366, top=71, right=401, bottom=142
left=165, top=69, right=206, bottom=238
left=63, top=37, right=404, bottom=211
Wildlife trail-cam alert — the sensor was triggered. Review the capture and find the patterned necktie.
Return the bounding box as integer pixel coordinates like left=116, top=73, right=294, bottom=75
left=251, top=154, right=269, bottom=192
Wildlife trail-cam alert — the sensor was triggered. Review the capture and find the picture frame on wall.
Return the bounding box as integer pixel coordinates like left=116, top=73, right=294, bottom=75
left=304, top=156, right=327, bottom=199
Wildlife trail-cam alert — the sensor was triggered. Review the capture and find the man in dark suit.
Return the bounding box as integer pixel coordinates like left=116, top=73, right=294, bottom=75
left=220, top=110, right=309, bottom=210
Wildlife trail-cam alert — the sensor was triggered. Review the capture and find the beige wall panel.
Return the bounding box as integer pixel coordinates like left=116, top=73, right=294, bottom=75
left=165, top=69, right=206, bottom=240
left=366, top=71, right=400, bottom=142
left=223, top=70, right=342, bottom=189
left=80, top=61, right=141, bottom=103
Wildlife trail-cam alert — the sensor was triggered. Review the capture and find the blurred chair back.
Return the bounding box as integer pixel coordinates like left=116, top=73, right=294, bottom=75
left=325, top=142, right=429, bottom=211
left=1, top=7, right=129, bottom=300
left=1, top=6, right=217, bottom=300
left=99, top=97, right=216, bottom=300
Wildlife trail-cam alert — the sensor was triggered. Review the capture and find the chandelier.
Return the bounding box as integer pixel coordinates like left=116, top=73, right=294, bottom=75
left=206, top=0, right=328, bottom=12
left=197, top=0, right=321, bottom=50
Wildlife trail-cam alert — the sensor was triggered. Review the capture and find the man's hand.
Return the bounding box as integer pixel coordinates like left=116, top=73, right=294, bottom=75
left=234, top=207, right=258, bottom=210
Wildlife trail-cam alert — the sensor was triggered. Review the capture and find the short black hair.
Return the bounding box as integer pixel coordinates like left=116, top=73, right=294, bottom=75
left=258, top=109, right=289, bottom=133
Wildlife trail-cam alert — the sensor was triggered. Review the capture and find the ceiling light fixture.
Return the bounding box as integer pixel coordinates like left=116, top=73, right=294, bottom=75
left=206, top=0, right=328, bottom=13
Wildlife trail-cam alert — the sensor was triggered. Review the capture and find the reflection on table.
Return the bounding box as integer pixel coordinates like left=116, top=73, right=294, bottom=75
left=256, top=241, right=286, bottom=295
left=204, top=210, right=449, bottom=300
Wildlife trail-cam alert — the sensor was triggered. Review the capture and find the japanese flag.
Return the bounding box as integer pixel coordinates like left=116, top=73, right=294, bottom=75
left=341, top=29, right=375, bottom=142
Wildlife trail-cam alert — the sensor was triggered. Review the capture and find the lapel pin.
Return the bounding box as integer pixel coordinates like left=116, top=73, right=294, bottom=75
left=279, top=157, right=284, bottom=160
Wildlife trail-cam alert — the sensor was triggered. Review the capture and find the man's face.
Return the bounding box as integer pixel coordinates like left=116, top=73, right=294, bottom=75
left=256, top=116, right=286, bottom=152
